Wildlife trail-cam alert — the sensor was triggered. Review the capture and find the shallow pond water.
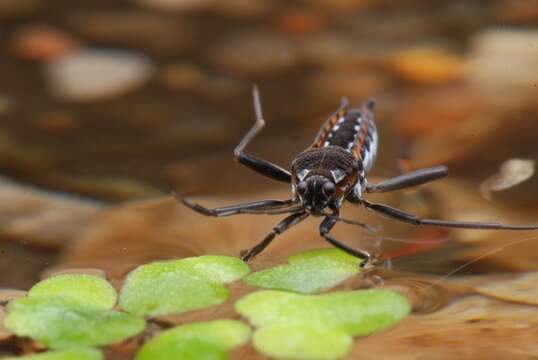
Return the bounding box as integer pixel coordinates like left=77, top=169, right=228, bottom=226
left=0, top=0, right=538, bottom=358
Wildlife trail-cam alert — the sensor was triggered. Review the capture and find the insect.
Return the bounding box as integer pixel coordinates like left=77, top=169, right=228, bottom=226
left=179, top=86, right=538, bottom=266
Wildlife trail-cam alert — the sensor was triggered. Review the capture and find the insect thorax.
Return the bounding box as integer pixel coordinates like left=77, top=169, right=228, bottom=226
left=291, top=147, right=359, bottom=194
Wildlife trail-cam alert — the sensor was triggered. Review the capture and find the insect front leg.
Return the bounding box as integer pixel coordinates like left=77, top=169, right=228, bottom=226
left=365, top=166, right=448, bottom=193
left=233, top=86, right=292, bottom=183
left=179, top=194, right=297, bottom=217
left=319, top=215, right=371, bottom=267
left=241, top=212, right=309, bottom=261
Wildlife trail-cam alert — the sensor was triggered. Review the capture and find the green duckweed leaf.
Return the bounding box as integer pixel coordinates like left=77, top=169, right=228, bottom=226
left=136, top=319, right=251, bottom=360
left=287, top=248, right=362, bottom=267
left=4, top=297, right=145, bottom=349
left=235, top=289, right=410, bottom=359
left=119, top=256, right=250, bottom=317
left=179, top=256, right=251, bottom=283
left=4, top=348, right=103, bottom=360
left=236, top=289, right=410, bottom=335
left=253, top=325, right=351, bottom=360
left=244, top=248, right=362, bottom=293
left=28, top=274, right=116, bottom=310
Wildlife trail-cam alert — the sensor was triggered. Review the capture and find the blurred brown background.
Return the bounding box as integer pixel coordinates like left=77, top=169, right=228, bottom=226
left=1, top=1, right=538, bottom=359
left=0, top=0, right=536, bottom=199
left=0, top=0, right=537, bottom=287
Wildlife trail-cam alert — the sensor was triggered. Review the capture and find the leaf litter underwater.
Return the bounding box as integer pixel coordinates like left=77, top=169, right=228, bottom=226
left=1, top=122, right=538, bottom=358
left=1, top=179, right=538, bottom=358
left=1, top=0, right=538, bottom=357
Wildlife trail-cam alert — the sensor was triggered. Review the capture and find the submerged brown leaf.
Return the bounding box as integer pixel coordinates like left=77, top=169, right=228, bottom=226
left=0, top=307, right=13, bottom=342
left=57, top=191, right=380, bottom=285
left=353, top=295, right=538, bottom=359
left=33, top=183, right=538, bottom=359
left=0, top=289, right=27, bottom=304
left=0, top=176, right=102, bottom=248
left=470, top=272, right=538, bottom=306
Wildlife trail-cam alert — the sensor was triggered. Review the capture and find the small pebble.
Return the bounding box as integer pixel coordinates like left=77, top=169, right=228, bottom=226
left=465, top=29, right=538, bottom=107
left=388, top=46, right=464, bottom=85
left=480, top=159, right=535, bottom=200
left=10, top=24, right=78, bottom=61
left=46, top=49, right=155, bottom=102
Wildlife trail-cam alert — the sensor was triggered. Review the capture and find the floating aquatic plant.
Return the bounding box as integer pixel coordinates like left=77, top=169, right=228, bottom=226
left=136, top=319, right=251, bottom=360
left=235, top=289, right=410, bottom=359
left=119, top=255, right=250, bottom=317
left=243, top=248, right=363, bottom=294
left=253, top=324, right=351, bottom=360
left=28, top=274, right=117, bottom=310
left=4, top=274, right=145, bottom=349
left=3, top=256, right=409, bottom=359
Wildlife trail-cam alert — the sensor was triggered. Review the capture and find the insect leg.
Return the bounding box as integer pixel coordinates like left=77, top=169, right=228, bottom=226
left=362, top=199, right=538, bottom=230
left=179, top=195, right=296, bottom=217
left=319, top=215, right=371, bottom=266
left=233, top=86, right=292, bottom=183
left=241, top=212, right=309, bottom=261
left=365, top=166, right=448, bottom=193
left=329, top=215, right=378, bottom=234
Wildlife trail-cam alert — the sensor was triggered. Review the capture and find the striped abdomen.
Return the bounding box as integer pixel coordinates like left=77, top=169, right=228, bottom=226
left=312, top=101, right=378, bottom=174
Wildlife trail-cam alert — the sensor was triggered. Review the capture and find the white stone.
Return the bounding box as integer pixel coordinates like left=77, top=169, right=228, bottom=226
left=465, top=29, right=538, bottom=107
left=46, top=49, right=154, bottom=102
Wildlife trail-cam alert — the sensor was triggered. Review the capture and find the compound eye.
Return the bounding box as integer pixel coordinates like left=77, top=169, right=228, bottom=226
left=297, top=181, right=307, bottom=194
left=323, top=181, right=335, bottom=195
